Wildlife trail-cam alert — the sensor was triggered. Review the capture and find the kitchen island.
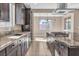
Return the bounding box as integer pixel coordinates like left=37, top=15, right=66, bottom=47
left=47, top=32, right=79, bottom=56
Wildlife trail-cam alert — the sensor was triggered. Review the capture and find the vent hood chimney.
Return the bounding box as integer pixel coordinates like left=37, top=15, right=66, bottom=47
left=57, top=3, right=67, bottom=10
left=54, top=3, right=74, bottom=15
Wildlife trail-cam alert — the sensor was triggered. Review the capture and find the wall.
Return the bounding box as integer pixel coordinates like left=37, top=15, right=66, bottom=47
left=73, top=10, right=79, bottom=41
left=33, top=16, right=63, bottom=37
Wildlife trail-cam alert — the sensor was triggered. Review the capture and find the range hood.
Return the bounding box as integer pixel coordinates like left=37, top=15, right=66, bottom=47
left=55, top=3, right=74, bottom=15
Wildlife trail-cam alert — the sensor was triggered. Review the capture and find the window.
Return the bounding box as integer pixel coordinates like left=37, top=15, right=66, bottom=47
left=64, top=17, right=71, bottom=30
left=0, top=3, right=9, bottom=21
left=39, top=19, right=48, bottom=30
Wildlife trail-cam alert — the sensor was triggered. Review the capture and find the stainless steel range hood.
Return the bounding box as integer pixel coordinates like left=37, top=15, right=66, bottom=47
left=57, top=3, right=67, bottom=9
left=55, top=3, right=74, bottom=15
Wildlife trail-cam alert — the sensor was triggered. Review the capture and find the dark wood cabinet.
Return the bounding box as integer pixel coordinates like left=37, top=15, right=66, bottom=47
left=54, top=41, right=79, bottom=56
left=24, top=8, right=31, bottom=25
left=68, top=47, right=79, bottom=56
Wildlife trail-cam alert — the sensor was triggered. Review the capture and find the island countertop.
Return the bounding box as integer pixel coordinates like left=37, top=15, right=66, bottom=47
left=49, top=36, right=79, bottom=48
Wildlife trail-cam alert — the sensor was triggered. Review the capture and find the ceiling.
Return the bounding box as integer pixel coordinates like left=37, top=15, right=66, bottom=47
left=25, top=3, right=79, bottom=9
left=24, top=3, right=79, bottom=16
left=25, top=3, right=58, bottom=9
left=32, top=9, right=54, bottom=13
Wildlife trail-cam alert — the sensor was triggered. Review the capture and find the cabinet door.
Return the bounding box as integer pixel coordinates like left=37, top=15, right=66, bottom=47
left=15, top=4, right=24, bottom=25
left=24, top=36, right=27, bottom=54
left=17, top=38, right=26, bottom=56
left=20, top=38, right=25, bottom=56
left=17, top=44, right=21, bottom=56
left=17, top=39, right=22, bottom=56
left=25, top=33, right=31, bottom=49
left=24, top=41, right=27, bottom=54
left=6, top=43, right=17, bottom=55
left=28, top=33, right=31, bottom=47
left=25, top=8, right=31, bottom=25
left=7, top=48, right=17, bottom=56
left=0, top=49, right=5, bottom=56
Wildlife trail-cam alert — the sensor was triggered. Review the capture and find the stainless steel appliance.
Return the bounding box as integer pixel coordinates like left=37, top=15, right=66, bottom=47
left=21, top=25, right=30, bottom=32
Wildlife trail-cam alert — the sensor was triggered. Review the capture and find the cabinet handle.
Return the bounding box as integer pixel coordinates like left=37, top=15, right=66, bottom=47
left=12, top=44, right=15, bottom=46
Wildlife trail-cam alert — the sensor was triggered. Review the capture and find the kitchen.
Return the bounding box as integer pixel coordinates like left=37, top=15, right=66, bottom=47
left=0, top=3, right=79, bottom=56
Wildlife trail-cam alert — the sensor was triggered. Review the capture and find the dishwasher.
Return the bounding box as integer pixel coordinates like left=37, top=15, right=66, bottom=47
left=17, top=38, right=25, bottom=56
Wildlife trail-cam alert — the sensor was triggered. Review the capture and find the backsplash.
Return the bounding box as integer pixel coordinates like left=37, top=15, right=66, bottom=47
left=12, top=25, right=21, bottom=32
left=0, top=25, right=21, bottom=36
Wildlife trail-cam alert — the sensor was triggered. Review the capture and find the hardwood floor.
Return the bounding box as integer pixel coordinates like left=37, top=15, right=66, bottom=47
left=26, top=37, right=52, bottom=56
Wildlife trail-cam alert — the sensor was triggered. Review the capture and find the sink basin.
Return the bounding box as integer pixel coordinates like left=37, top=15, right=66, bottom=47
left=8, top=33, right=23, bottom=39
left=13, top=34, right=22, bottom=36
left=8, top=36, right=21, bottom=39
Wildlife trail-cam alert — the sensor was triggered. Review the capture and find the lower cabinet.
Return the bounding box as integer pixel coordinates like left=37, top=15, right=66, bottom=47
left=24, top=40, right=27, bottom=55
left=7, top=48, right=18, bottom=56
left=0, top=49, right=5, bottom=56
left=21, top=38, right=25, bottom=56
left=17, top=37, right=28, bottom=56
left=47, top=42, right=55, bottom=56
left=0, top=33, right=31, bottom=56
left=17, top=44, right=22, bottom=56
left=54, top=41, right=79, bottom=56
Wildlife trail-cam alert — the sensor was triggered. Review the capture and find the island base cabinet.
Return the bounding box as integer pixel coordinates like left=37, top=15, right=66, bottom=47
left=68, top=47, right=79, bottom=56
left=54, top=41, right=79, bottom=56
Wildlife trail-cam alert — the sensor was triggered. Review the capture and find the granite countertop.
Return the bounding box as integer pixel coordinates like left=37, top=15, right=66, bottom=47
left=47, top=32, right=79, bottom=47
left=8, top=32, right=30, bottom=39
left=54, top=37, right=79, bottom=47
left=0, top=32, right=30, bottom=51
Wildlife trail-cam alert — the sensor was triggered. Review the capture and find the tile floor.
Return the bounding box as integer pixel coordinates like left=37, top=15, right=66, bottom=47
left=26, top=37, right=52, bottom=56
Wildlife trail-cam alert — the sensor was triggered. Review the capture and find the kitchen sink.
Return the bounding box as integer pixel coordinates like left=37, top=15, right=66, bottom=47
left=13, top=34, right=22, bottom=36
left=8, top=33, right=23, bottom=39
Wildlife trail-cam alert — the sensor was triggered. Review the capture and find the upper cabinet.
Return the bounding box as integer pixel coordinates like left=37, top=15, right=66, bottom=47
left=24, top=8, right=31, bottom=25
left=15, top=3, right=25, bottom=25
left=0, top=3, right=9, bottom=22
left=15, top=3, right=31, bottom=25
